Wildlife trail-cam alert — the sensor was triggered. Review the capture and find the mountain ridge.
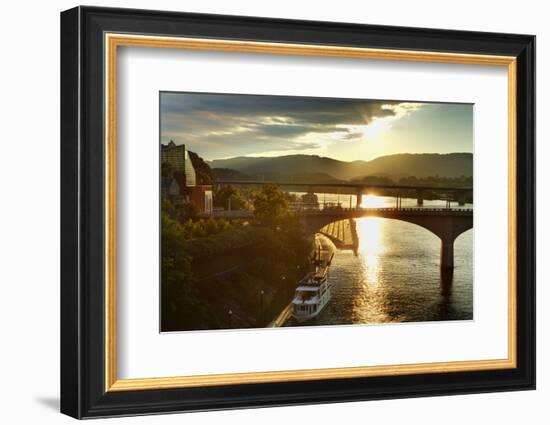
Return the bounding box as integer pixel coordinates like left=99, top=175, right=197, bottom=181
left=209, top=152, right=473, bottom=181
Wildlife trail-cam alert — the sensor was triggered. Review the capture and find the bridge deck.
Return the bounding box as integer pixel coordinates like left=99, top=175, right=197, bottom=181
left=215, top=180, right=472, bottom=193
left=297, top=207, right=473, bottom=216
left=199, top=207, right=473, bottom=219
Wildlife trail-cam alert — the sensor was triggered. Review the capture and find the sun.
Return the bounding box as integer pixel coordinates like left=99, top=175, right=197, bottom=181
left=360, top=194, right=387, bottom=209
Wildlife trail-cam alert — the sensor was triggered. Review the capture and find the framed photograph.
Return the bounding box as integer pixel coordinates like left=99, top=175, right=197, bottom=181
left=60, top=6, right=535, bottom=419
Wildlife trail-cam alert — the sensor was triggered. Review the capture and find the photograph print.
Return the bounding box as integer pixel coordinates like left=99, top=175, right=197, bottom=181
left=160, top=92, right=473, bottom=332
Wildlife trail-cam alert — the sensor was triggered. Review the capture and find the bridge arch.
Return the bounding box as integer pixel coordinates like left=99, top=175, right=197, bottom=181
left=299, top=209, right=472, bottom=269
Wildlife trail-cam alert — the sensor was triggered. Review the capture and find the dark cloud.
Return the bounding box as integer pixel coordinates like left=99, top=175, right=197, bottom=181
left=160, top=92, right=413, bottom=158
left=161, top=92, right=398, bottom=124
left=341, top=131, right=365, bottom=141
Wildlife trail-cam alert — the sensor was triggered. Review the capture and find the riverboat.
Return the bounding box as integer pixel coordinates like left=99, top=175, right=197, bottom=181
left=291, top=246, right=333, bottom=322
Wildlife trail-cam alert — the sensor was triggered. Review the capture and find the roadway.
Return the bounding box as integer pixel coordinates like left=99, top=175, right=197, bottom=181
left=199, top=206, right=473, bottom=219
left=214, top=179, right=472, bottom=193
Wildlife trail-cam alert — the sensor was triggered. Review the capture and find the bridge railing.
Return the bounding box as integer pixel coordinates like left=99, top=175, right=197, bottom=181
left=292, top=206, right=473, bottom=215
left=199, top=205, right=473, bottom=219
left=289, top=203, right=473, bottom=214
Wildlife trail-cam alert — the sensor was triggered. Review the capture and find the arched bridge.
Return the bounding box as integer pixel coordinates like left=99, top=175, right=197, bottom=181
left=298, top=207, right=472, bottom=269
left=202, top=206, right=473, bottom=269
left=215, top=180, right=473, bottom=206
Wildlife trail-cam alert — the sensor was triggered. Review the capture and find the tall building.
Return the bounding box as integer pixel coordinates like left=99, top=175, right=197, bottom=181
left=160, top=141, right=212, bottom=214
left=161, top=141, right=196, bottom=187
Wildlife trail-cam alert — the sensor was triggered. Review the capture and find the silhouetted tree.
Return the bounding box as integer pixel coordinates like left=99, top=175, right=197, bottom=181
left=160, top=211, right=207, bottom=331
left=252, top=184, right=289, bottom=226
left=214, top=185, right=246, bottom=210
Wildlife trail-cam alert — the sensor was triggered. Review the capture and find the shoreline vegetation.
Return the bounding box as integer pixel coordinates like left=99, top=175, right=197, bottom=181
left=161, top=149, right=315, bottom=331
left=161, top=186, right=311, bottom=332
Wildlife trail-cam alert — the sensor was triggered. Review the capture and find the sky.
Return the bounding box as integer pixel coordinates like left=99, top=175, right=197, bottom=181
left=160, top=92, right=473, bottom=162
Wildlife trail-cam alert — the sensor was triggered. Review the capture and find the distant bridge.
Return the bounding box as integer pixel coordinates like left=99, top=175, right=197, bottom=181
left=201, top=206, right=473, bottom=269
left=214, top=180, right=473, bottom=206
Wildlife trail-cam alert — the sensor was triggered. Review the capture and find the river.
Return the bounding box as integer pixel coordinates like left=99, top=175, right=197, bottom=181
left=283, top=194, right=473, bottom=326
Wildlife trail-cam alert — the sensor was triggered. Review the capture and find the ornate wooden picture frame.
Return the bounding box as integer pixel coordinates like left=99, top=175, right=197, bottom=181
left=61, top=6, right=535, bottom=419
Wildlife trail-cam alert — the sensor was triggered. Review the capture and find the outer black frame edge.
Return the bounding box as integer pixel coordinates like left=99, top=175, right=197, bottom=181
left=515, top=35, right=536, bottom=392
left=60, top=6, right=82, bottom=420
left=60, top=5, right=536, bottom=419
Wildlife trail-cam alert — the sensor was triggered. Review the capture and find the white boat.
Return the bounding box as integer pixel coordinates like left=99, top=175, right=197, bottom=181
left=291, top=247, right=333, bottom=322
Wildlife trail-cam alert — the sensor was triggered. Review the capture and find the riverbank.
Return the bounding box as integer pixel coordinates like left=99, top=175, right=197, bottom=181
left=161, top=212, right=312, bottom=331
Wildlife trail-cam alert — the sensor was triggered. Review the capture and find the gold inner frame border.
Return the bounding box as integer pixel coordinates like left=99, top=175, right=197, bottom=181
left=104, top=33, right=517, bottom=392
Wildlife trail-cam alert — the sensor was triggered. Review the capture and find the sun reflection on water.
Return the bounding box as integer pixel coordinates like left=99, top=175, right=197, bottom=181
left=347, top=216, right=392, bottom=323
left=357, top=218, right=385, bottom=286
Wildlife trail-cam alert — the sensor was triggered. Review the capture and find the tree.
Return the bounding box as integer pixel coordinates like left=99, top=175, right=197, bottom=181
left=213, top=185, right=246, bottom=211
left=179, top=201, right=199, bottom=221
left=187, top=150, right=214, bottom=185
left=252, top=184, right=289, bottom=226
left=160, top=211, right=207, bottom=330
left=204, top=217, right=219, bottom=236
left=161, top=198, right=176, bottom=219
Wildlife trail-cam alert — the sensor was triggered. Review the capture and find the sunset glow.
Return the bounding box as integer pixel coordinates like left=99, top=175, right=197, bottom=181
left=160, top=92, right=473, bottom=162
left=360, top=194, right=388, bottom=209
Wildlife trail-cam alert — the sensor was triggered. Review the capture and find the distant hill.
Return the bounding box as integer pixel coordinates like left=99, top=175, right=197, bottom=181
left=212, top=168, right=251, bottom=181
left=350, top=153, right=473, bottom=180
left=211, top=155, right=348, bottom=180
left=209, top=153, right=472, bottom=181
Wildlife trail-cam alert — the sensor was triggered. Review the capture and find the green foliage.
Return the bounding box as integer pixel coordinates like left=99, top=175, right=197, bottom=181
left=186, top=222, right=309, bottom=329
left=178, top=217, right=237, bottom=241
left=187, top=150, right=214, bottom=185
left=213, top=185, right=247, bottom=210
left=180, top=201, right=199, bottom=221
left=162, top=198, right=176, bottom=219
left=160, top=211, right=207, bottom=331
left=161, top=207, right=310, bottom=330
left=252, top=184, right=290, bottom=226
left=161, top=182, right=311, bottom=331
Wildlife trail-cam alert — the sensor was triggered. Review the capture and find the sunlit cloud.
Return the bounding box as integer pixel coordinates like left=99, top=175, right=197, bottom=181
left=160, top=92, right=469, bottom=161
left=335, top=103, right=425, bottom=144
left=381, top=102, right=424, bottom=115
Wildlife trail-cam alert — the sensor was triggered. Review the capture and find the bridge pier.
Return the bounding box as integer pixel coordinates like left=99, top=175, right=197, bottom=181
left=439, top=217, right=460, bottom=268
left=356, top=188, right=363, bottom=209
left=458, top=192, right=467, bottom=206
left=440, top=238, right=455, bottom=269
left=395, top=195, right=402, bottom=209
left=416, top=189, right=424, bottom=206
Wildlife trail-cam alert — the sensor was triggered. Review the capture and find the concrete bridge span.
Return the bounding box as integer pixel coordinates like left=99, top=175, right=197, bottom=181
left=214, top=180, right=473, bottom=206
left=200, top=207, right=473, bottom=269
left=298, top=208, right=473, bottom=269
